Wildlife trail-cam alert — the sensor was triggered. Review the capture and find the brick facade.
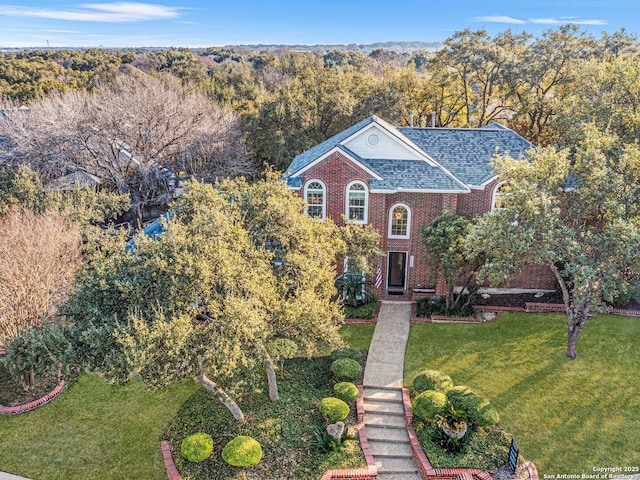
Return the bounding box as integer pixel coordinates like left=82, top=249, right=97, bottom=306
left=297, top=151, right=557, bottom=296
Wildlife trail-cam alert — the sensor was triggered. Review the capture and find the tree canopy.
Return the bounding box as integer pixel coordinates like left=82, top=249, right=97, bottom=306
left=466, top=127, right=640, bottom=358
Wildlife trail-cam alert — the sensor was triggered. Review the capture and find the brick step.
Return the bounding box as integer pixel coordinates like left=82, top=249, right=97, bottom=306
left=366, top=425, right=410, bottom=443
left=369, top=440, right=414, bottom=457
left=376, top=456, right=419, bottom=474
left=364, top=412, right=406, bottom=428
left=364, top=400, right=405, bottom=415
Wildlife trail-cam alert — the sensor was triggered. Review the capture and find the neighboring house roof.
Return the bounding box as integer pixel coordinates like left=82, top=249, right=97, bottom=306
left=284, top=116, right=532, bottom=191
left=45, top=171, right=103, bottom=191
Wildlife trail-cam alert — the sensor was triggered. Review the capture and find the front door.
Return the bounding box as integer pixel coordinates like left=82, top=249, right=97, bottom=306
left=387, top=252, right=407, bottom=289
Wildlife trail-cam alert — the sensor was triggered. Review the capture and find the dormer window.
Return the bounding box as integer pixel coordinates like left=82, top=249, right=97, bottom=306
left=389, top=203, right=411, bottom=238
left=305, top=180, right=325, bottom=219
left=346, top=181, right=368, bottom=223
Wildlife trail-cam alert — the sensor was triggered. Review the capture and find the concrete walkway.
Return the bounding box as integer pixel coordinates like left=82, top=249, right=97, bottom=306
left=0, top=473, right=32, bottom=480
left=362, top=301, right=420, bottom=480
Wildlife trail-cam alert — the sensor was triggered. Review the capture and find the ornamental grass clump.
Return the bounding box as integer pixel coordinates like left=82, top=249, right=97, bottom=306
left=413, top=370, right=454, bottom=393
left=221, top=435, right=262, bottom=468
left=180, top=433, right=213, bottom=463
left=334, top=382, right=359, bottom=403
left=319, top=396, right=350, bottom=422
left=330, top=358, right=362, bottom=382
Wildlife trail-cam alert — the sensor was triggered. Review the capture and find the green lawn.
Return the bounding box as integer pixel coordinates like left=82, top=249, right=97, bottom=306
left=404, top=312, right=640, bottom=475
left=0, top=374, right=198, bottom=480
left=340, top=323, right=376, bottom=350
left=0, top=327, right=372, bottom=480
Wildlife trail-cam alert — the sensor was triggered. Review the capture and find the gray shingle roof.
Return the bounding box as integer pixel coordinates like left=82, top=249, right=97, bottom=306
left=362, top=158, right=468, bottom=192
left=284, top=117, right=532, bottom=191
left=398, top=125, right=532, bottom=186
left=285, top=116, right=376, bottom=176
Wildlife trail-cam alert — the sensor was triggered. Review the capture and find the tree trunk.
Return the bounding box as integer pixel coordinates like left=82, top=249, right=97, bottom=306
left=264, top=353, right=280, bottom=402
left=567, top=304, right=589, bottom=359
left=196, top=371, right=244, bottom=421
left=22, top=368, right=35, bottom=391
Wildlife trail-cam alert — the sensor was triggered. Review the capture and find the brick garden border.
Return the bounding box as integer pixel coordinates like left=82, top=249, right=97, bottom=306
left=410, top=302, right=488, bottom=324
left=342, top=300, right=382, bottom=325
left=0, top=351, right=66, bottom=415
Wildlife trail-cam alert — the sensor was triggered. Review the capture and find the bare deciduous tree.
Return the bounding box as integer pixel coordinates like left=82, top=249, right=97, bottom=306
left=0, top=209, right=82, bottom=348
left=0, top=74, right=251, bottom=225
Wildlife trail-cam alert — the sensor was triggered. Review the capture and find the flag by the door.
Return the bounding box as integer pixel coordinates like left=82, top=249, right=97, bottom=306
left=374, top=256, right=383, bottom=289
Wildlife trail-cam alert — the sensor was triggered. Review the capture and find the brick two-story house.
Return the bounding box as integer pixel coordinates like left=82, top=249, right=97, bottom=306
left=284, top=116, right=557, bottom=299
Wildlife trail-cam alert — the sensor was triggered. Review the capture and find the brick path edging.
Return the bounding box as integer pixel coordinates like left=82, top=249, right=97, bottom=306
left=0, top=352, right=66, bottom=415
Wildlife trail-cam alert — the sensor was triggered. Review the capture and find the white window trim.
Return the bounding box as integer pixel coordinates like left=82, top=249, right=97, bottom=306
left=491, top=181, right=507, bottom=212
left=345, top=180, right=368, bottom=224
left=304, top=179, right=326, bottom=220
left=388, top=202, right=411, bottom=239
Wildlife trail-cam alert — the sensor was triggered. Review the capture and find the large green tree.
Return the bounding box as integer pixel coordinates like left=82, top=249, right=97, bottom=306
left=58, top=177, right=346, bottom=416
left=466, top=128, right=640, bottom=358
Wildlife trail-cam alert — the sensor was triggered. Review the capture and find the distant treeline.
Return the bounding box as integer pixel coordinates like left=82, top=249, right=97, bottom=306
left=1, top=24, right=639, bottom=173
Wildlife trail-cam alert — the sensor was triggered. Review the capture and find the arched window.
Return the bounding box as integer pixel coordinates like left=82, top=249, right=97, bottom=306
left=305, top=180, right=325, bottom=219
left=388, top=203, right=411, bottom=238
left=491, top=182, right=511, bottom=211
left=346, top=181, right=368, bottom=223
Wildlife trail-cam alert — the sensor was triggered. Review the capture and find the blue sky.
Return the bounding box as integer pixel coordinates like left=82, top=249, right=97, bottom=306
left=0, top=1, right=638, bottom=48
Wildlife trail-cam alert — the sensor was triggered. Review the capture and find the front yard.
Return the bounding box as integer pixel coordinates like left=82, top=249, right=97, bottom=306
left=404, top=312, right=640, bottom=475
left=1, top=312, right=637, bottom=478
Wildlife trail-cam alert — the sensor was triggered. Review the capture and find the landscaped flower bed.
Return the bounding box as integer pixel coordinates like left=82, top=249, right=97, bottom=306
left=164, top=357, right=366, bottom=480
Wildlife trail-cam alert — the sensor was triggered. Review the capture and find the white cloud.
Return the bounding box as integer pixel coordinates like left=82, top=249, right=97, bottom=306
left=529, top=17, right=607, bottom=25
left=0, top=2, right=181, bottom=22
left=472, top=15, right=527, bottom=25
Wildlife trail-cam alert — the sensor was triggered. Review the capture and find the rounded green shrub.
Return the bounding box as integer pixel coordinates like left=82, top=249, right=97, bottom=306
left=221, top=435, right=263, bottom=468
left=334, top=382, right=359, bottom=403
left=446, top=386, right=499, bottom=426
left=330, top=358, right=362, bottom=382
left=319, top=396, right=350, bottom=421
left=476, top=403, right=500, bottom=427
left=180, top=433, right=213, bottom=463
left=330, top=347, right=362, bottom=362
left=412, top=370, right=454, bottom=393
left=412, top=390, right=447, bottom=421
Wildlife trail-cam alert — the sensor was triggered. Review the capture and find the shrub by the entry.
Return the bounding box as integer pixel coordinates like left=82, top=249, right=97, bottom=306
left=330, top=358, right=362, bottom=382
left=319, top=397, right=350, bottom=422
left=413, top=370, right=454, bottom=393
left=412, top=390, right=447, bottom=421
left=334, top=382, right=359, bottom=403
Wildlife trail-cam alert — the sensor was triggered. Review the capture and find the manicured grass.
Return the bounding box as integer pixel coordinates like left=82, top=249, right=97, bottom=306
left=339, top=324, right=375, bottom=350
left=0, top=374, right=198, bottom=480
left=404, top=313, right=640, bottom=475
left=164, top=357, right=365, bottom=479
